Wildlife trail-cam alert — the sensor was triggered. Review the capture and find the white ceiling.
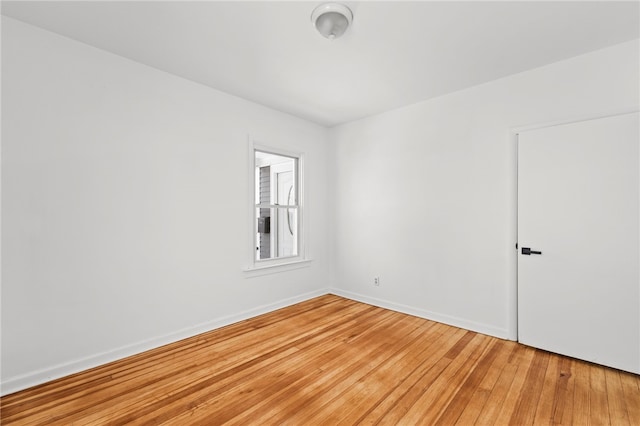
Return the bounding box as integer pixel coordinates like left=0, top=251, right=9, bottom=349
left=2, top=1, right=639, bottom=127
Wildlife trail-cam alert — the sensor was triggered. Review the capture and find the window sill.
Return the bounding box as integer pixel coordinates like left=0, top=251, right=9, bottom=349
left=243, top=258, right=313, bottom=278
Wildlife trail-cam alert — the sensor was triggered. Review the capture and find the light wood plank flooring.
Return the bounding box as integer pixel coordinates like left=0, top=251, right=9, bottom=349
left=2, top=295, right=639, bottom=425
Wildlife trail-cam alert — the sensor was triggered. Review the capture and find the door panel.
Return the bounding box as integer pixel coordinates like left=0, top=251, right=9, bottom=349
left=276, top=170, right=294, bottom=257
left=518, top=112, right=639, bottom=374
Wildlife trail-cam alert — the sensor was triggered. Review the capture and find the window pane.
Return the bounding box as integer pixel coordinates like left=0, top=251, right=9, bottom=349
left=255, top=151, right=297, bottom=205
left=255, top=207, right=298, bottom=260
left=275, top=207, right=297, bottom=258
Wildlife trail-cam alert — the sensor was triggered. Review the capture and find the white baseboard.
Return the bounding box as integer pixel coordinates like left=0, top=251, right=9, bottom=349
left=330, top=288, right=510, bottom=340
left=1, top=288, right=329, bottom=396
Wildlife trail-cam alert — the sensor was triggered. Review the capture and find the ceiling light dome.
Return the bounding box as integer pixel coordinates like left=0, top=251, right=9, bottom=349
left=311, top=3, right=353, bottom=40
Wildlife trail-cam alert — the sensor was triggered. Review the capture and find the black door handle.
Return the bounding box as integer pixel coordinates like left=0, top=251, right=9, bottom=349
left=522, top=247, right=542, bottom=255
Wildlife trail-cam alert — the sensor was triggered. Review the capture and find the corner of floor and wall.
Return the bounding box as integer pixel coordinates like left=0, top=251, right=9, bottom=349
left=2, top=15, right=639, bottom=396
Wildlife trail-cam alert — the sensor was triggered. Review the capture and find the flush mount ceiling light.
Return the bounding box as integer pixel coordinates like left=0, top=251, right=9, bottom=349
left=311, top=3, right=353, bottom=40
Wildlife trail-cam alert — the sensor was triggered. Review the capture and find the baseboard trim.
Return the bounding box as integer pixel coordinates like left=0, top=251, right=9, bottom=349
left=330, top=288, right=510, bottom=340
left=1, top=288, right=329, bottom=396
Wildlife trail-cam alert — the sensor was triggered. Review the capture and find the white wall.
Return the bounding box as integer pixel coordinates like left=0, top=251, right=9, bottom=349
left=1, top=17, right=331, bottom=394
left=330, top=39, right=640, bottom=339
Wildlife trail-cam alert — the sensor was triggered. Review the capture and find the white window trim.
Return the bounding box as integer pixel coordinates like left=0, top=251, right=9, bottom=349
left=244, top=136, right=309, bottom=274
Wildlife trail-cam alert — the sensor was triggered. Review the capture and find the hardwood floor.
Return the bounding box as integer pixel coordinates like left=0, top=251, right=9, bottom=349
left=2, top=295, right=639, bottom=425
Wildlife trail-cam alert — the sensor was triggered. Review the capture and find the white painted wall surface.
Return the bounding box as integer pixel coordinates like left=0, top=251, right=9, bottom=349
left=330, top=39, right=640, bottom=340
left=1, top=18, right=331, bottom=394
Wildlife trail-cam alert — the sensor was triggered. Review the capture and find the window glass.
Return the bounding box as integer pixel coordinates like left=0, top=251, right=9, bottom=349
left=255, top=150, right=298, bottom=261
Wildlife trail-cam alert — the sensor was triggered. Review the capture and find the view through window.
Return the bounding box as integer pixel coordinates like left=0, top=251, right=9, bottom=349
left=255, top=150, right=298, bottom=261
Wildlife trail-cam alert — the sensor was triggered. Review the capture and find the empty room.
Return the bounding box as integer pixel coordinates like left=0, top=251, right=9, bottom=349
left=1, top=1, right=639, bottom=424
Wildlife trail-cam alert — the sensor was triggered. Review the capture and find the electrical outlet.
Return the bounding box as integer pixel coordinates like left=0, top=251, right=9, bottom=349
left=374, top=277, right=380, bottom=286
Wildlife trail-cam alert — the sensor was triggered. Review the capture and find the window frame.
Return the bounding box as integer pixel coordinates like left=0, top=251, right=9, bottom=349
left=246, top=138, right=308, bottom=273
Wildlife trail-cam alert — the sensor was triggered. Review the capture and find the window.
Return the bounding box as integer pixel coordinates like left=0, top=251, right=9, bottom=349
left=249, top=143, right=305, bottom=270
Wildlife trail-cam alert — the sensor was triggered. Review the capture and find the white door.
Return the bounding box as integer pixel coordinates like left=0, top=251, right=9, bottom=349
left=275, top=169, right=295, bottom=257
left=518, top=112, right=640, bottom=374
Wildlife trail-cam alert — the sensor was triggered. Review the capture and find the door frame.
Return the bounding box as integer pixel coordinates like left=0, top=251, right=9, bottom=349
left=508, top=107, right=639, bottom=342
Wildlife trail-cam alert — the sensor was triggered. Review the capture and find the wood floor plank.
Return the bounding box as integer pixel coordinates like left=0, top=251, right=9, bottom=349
left=273, top=313, right=426, bottom=425
left=434, top=338, right=504, bottom=425
left=573, top=359, right=593, bottom=426
left=532, top=353, right=560, bottom=424
left=312, top=320, right=448, bottom=425
left=620, top=371, right=640, bottom=425
left=590, top=363, right=611, bottom=425
left=554, top=356, right=576, bottom=425
left=163, top=309, right=411, bottom=425
left=492, top=344, right=537, bottom=425
left=605, top=368, right=630, bottom=426
left=223, top=321, right=445, bottom=426
left=2, top=294, right=638, bottom=425
left=508, top=348, right=550, bottom=425
left=351, top=324, right=466, bottom=425
left=399, top=333, right=492, bottom=424
left=473, top=361, right=519, bottom=425
left=453, top=339, right=516, bottom=425
left=283, top=318, right=435, bottom=425
left=365, top=328, right=470, bottom=425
